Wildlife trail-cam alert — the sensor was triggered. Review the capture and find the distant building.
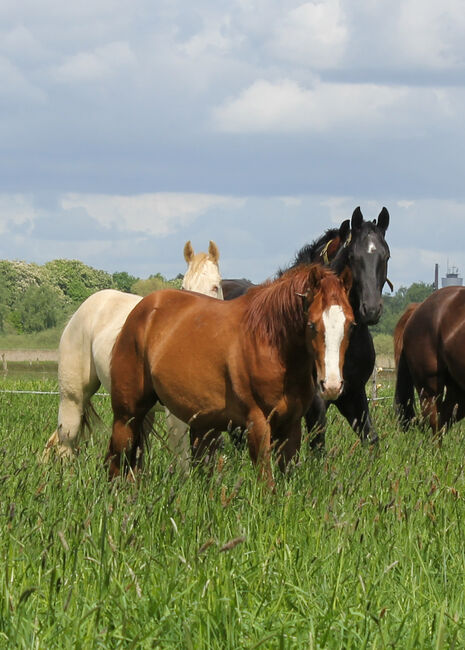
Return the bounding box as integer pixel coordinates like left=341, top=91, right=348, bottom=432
left=441, top=265, right=463, bottom=288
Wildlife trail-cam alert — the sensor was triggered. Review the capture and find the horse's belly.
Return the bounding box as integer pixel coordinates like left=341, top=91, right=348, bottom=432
left=151, top=359, right=245, bottom=431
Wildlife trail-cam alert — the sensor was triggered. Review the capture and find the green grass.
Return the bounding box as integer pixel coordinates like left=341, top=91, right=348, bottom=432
left=0, top=327, right=62, bottom=350
left=1, top=375, right=465, bottom=648
left=372, top=333, right=394, bottom=360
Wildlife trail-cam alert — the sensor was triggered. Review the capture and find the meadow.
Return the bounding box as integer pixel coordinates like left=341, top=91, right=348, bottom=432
left=1, top=369, right=465, bottom=648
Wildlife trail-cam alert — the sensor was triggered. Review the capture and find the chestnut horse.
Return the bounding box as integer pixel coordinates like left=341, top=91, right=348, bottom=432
left=222, top=207, right=391, bottom=449
left=43, top=241, right=223, bottom=466
left=108, top=265, right=354, bottom=484
left=394, top=287, right=465, bottom=435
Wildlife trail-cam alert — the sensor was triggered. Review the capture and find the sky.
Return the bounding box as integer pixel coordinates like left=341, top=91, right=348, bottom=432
left=1, top=0, right=465, bottom=291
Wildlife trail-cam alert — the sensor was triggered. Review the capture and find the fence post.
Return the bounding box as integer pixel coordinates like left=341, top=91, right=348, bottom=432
left=371, top=366, right=378, bottom=402
left=2, top=353, right=6, bottom=372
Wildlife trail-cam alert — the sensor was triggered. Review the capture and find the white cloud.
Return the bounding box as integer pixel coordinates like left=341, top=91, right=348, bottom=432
left=0, top=55, right=47, bottom=106
left=0, top=194, right=36, bottom=234
left=273, top=1, right=348, bottom=68
left=2, top=25, right=46, bottom=62
left=212, top=78, right=407, bottom=133
left=397, top=0, right=465, bottom=70
left=397, top=200, right=414, bottom=209
left=212, top=76, right=465, bottom=135
left=180, top=15, right=241, bottom=58
left=279, top=196, right=302, bottom=207
left=61, top=192, right=245, bottom=236
left=53, top=41, right=136, bottom=83
left=319, top=196, right=352, bottom=224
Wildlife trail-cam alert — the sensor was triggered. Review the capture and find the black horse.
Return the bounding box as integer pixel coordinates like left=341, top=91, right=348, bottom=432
left=221, top=206, right=391, bottom=448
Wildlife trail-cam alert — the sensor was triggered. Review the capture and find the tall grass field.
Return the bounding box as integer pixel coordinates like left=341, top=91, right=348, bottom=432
left=1, top=369, right=465, bottom=648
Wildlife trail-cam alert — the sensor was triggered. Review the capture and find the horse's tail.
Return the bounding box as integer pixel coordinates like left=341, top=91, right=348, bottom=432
left=393, top=303, right=420, bottom=430
left=82, top=400, right=101, bottom=437
left=393, top=303, right=420, bottom=367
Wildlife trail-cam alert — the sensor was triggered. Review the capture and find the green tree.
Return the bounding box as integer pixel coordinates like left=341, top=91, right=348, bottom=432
left=131, top=273, right=169, bottom=296
left=112, top=271, right=139, bottom=293
left=0, top=260, right=45, bottom=308
left=16, top=284, right=64, bottom=333
left=44, top=259, right=113, bottom=304
left=0, top=284, right=9, bottom=332
left=371, top=282, right=435, bottom=335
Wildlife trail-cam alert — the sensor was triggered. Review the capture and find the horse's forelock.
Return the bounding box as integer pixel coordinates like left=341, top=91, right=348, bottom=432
left=318, top=273, right=349, bottom=308
left=355, top=220, right=388, bottom=244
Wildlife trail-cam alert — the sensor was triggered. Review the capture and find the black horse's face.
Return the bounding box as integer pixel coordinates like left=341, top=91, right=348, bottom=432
left=346, top=209, right=390, bottom=325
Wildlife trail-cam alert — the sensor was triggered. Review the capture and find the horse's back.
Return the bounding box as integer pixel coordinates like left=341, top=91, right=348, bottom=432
left=60, top=289, right=142, bottom=392
left=221, top=278, right=255, bottom=301
left=112, top=288, right=244, bottom=425
left=403, top=287, right=465, bottom=389
left=126, top=288, right=238, bottom=358
left=436, top=288, right=465, bottom=389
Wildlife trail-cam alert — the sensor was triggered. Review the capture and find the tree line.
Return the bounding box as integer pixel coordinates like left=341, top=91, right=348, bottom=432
left=0, top=257, right=436, bottom=336
left=0, top=259, right=182, bottom=334
left=371, top=281, right=435, bottom=336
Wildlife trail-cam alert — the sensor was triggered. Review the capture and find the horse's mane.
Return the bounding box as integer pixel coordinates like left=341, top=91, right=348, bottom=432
left=292, top=228, right=340, bottom=267
left=394, top=303, right=420, bottom=367
left=244, top=264, right=335, bottom=352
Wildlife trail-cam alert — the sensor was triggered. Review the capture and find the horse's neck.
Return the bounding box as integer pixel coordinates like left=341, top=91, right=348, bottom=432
left=330, top=247, right=362, bottom=318
left=241, top=288, right=308, bottom=362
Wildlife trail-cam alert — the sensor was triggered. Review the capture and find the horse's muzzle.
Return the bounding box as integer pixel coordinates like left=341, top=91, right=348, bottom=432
left=359, top=301, right=383, bottom=325
left=320, top=379, right=344, bottom=401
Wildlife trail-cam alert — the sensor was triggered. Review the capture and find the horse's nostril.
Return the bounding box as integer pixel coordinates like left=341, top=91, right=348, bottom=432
left=320, top=380, right=326, bottom=393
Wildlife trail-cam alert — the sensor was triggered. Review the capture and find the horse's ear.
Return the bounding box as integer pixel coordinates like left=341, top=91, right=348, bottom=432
left=208, top=240, right=220, bottom=263
left=183, top=241, right=194, bottom=263
left=339, top=266, right=352, bottom=294
left=377, top=207, right=389, bottom=234
left=351, top=206, right=363, bottom=231
left=339, top=219, right=350, bottom=244
left=307, top=264, right=325, bottom=295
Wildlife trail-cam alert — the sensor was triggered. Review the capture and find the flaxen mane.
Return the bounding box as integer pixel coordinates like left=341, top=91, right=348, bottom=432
left=244, top=264, right=333, bottom=351
left=187, top=252, right=209, bottom=272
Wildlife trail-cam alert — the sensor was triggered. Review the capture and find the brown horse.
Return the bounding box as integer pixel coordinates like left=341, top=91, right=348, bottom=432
left=394, top=287, right=465, bottom=435
left=108, top=264, right=354, bottom=485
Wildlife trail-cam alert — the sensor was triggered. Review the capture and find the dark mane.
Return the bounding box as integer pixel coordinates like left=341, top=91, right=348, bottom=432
left=293, top=228, right=340, bottom=266
left=277, top=228, right=340, bottom=276
left=244, top=264, right=333, bottom=352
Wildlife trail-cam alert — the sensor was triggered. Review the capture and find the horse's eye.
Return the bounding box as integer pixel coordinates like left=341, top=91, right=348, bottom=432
left=308, top=321, right=316, bottom=331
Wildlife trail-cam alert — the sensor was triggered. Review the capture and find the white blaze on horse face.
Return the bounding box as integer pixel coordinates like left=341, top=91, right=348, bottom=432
left=321, top=305, right=345, bottom=399
left=367, top=238, right=377, bottom=254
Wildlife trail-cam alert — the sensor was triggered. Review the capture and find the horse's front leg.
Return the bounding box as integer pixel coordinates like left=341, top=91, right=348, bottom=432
left=334, top=387, right=378, bottom=445
left=165, top=411, right=190, bottom=475
left=305, top=392, right=327, bottom=451
left=275, top=420, right=302, bottom=473
left=108, top=393, right=156, bottom=479
left=246, top=411, right=273, bottom=488
left=107, top=413, right=142, bottom=479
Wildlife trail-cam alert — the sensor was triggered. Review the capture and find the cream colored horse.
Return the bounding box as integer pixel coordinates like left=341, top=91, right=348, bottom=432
left=43, top=240, right=223, bottom=471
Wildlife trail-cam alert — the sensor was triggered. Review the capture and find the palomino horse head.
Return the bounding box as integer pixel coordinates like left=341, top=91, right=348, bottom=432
left=182, top=240, right=223, bottom=299
left=300, top=266, right=355, bottom=400
left=333, top=207, right=390, bottom=325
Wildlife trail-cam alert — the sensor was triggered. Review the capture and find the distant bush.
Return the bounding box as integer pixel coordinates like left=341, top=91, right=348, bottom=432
left=371, top=282, right=434, bottom=336
left=0, top=258, right=183, bottom=336
left=44, top=259, right=113, bottom=305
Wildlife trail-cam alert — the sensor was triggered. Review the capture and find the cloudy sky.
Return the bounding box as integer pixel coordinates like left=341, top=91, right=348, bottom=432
left=1, top=0, right=465, bottom=289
